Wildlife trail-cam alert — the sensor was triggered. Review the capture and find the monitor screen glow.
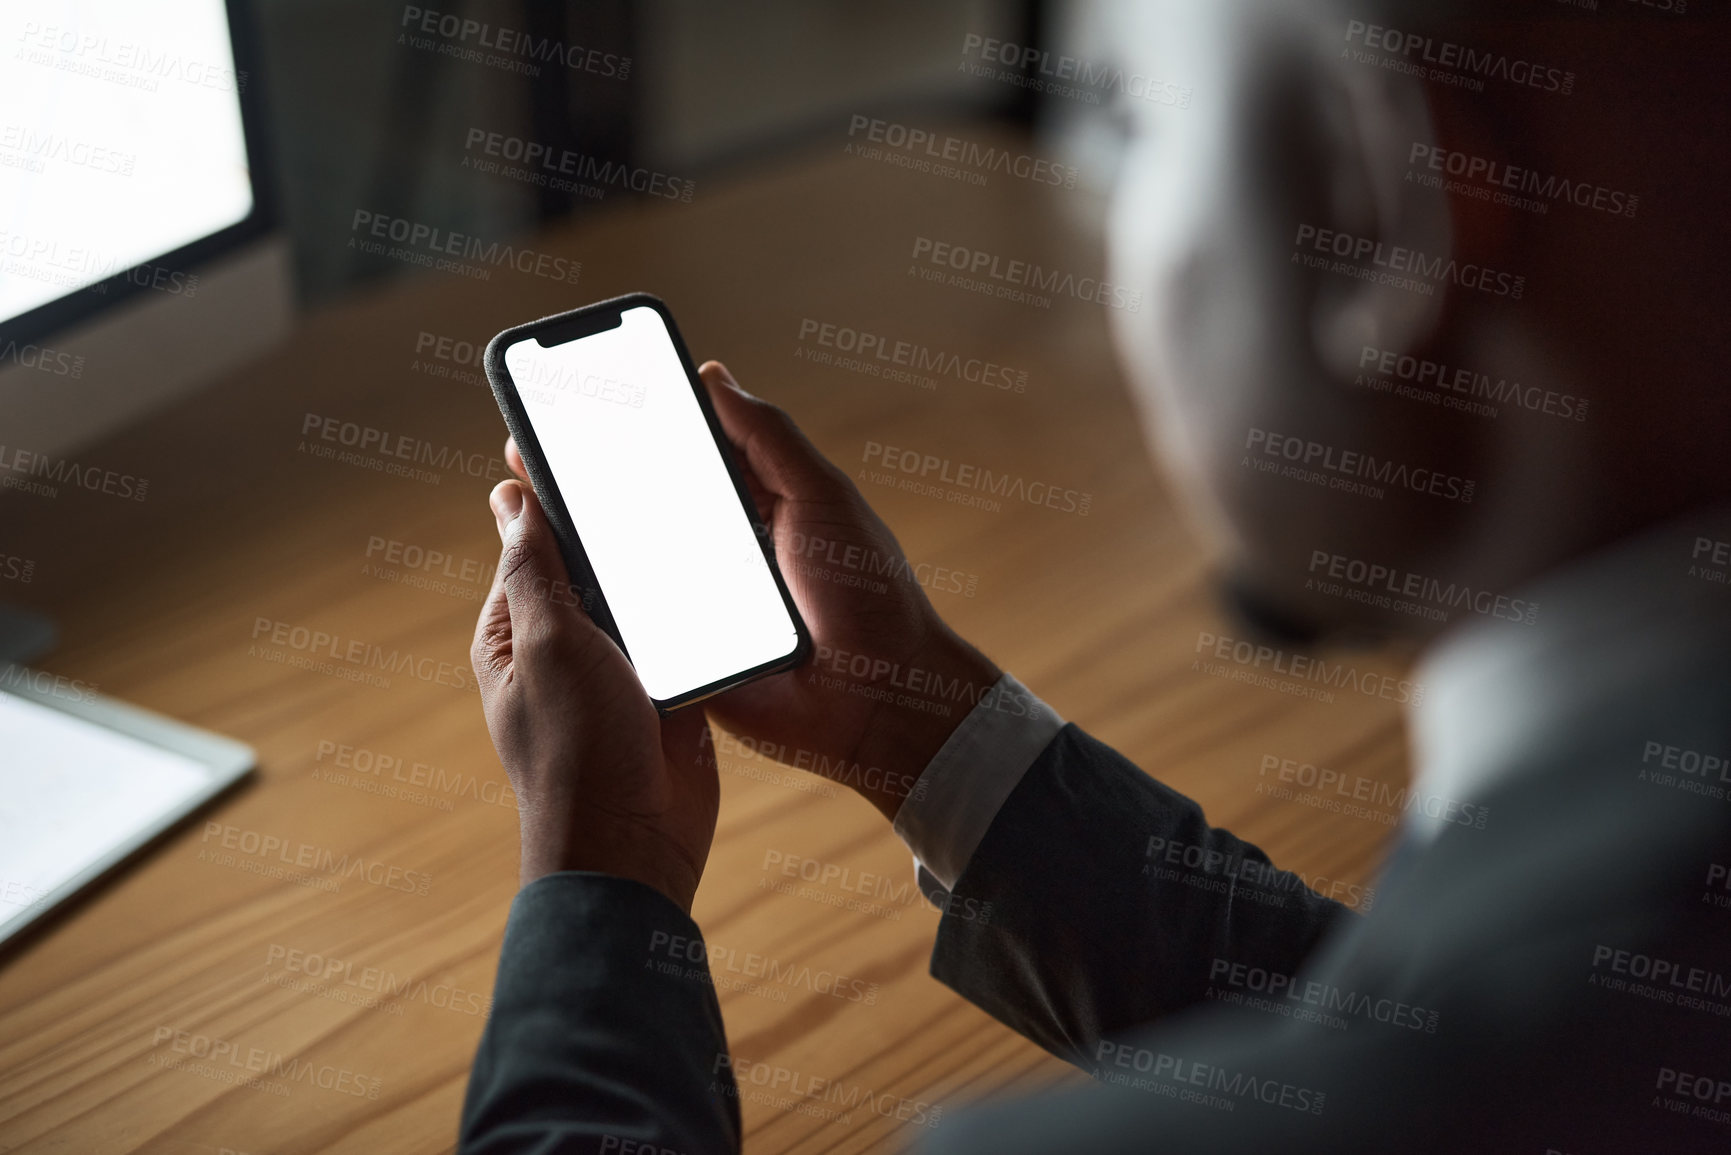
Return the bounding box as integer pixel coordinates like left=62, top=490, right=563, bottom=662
left=0, top=0, right=254, bottom=326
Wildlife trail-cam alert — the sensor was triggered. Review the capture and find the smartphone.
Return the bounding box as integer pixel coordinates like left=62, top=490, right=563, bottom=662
left=482, top=293, right=810, bottom=711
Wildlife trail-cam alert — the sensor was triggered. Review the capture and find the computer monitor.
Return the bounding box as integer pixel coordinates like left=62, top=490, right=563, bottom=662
left=0, top=0, right=292, bottom=661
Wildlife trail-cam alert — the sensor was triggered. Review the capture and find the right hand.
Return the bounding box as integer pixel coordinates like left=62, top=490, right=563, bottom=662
left=695, top=361, right=1002, bottom=821
left=502, top=361, right=1001, bottom=821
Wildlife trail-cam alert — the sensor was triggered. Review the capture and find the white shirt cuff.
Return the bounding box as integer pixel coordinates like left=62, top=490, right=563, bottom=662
left=891, top=672, right=1064, bottom=891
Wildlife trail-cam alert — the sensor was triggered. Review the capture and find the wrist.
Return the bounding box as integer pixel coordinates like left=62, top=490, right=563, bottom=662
left=519, top=818, right=700, bottom=913
left=847, top=627, right=1001, bottom=824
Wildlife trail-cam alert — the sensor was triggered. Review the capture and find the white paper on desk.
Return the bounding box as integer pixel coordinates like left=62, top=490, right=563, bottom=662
left=0, top=690, right=213, bottom=935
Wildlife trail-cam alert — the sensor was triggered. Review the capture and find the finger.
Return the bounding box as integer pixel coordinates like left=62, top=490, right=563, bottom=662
left=471, top=524, right=516, bottom=693
left=504, top=437, right=528, bottom=482
left=471, top=479, right=593, bottom=691
left=693, top=364, right=777, bottom=525
left=698, top=361, right=848, bottom=502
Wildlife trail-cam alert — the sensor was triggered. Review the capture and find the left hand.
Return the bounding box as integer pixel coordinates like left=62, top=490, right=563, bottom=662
left=470, top=476, right=719, bottom=913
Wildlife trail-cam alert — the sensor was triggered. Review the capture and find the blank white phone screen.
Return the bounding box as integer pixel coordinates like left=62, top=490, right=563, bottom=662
left=503, top=306, right=799, bottom=702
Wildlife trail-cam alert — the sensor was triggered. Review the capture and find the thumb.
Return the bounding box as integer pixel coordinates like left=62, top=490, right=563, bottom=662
left=698, top=361, right=848, bottom=501
left=471, top=480, right=589, bottom=686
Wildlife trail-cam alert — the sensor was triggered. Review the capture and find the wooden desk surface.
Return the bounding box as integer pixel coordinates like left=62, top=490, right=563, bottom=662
left=0, top=127, right=1412, bottom=1154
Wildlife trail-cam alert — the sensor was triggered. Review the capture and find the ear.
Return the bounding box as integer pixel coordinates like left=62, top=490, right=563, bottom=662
left=1302, top=52, right=1453, bottom=383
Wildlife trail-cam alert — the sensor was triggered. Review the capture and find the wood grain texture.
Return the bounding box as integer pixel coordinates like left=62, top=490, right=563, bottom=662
left=0, top=126, right=1413, bottom=1154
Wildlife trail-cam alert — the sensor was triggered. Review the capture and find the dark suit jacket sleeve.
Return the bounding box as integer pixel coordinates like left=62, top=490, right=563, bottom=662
left=926, top=723, right=1356, bottom=1068
left=458, top=872, right=742, bottom=1155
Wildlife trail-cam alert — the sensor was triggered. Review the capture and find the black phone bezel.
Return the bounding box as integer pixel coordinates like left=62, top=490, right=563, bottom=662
left=482, top=292, right=812, bottom=713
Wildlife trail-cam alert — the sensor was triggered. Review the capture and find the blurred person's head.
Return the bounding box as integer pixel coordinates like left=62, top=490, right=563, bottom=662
left=1105, top=0, right=1730, bottom=645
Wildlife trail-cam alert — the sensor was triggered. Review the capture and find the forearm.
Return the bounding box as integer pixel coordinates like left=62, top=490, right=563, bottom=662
left=460, top=873, right=741, bottom=1154
left=926, top=725, right=1356, bottom=1067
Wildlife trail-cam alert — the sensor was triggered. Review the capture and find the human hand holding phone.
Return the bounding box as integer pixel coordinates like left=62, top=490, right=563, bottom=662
left=473, top=293, right=995, bottom=912
left=499, top=360, right=1000, bottom=823
left=470, top=477, right=718, bottom=912
left=694, top=363, right=1003, bottom=820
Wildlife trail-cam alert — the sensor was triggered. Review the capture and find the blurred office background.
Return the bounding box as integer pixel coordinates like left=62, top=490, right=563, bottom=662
left=255, top=0, right=1128, bottom=303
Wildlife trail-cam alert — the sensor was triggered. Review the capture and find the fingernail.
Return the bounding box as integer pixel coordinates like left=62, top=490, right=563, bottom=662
left=491, top=482, right=524, bottom=540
